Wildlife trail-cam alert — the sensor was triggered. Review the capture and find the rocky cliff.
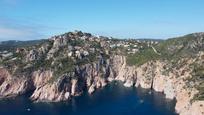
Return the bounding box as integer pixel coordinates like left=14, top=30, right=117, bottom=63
left=0, top=31, right=204, bottom=115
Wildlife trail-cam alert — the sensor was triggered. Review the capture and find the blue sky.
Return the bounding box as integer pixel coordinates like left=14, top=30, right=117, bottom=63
left=0, top=0, right=204, bottom=41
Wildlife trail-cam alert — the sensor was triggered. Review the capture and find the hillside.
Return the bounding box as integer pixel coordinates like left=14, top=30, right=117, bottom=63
left=127, top=33, right=204, bottom=65
left=127, top=32, right=204, bottom=101
left=0, top=31, right=204, bottom=115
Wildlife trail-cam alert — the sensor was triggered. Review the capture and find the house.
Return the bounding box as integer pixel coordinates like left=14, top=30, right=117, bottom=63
left=132, top=49, right=139, bottom=53
left=74, top=46, right=81, bottom=50
left=83, top=51, right=89, bottom=56
left=2, top=52, right=13, bottom=58
left=124, top=44, right=130, bottom=47
left=3, top=51, right=8, bottom=54
left=110, top=44, right=116, bottom=48
left=75, top=50, right=81, bottom=59
left=89, top=48, right=95, bottom=53
left=68, top=46, right=74, bottom=51
left=116, top=43, right=122, bottom=47
left=133, top=45, right=138, bottom=47
left=68, top=52, right=73, bottom=57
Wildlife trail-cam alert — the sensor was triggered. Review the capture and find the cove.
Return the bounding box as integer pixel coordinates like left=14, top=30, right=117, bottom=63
left=0, top=82, right=178, bottom=115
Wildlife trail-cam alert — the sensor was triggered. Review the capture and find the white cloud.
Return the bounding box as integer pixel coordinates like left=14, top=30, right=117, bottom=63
left=0, top=17, right=67, bottom=41
left=0, top=27, right=26, bottom=38
left=0, top=25, right=45, bottom=41
left=2, top=0, right=20, bottom=6
left=0, top=17, right=47, bottom=41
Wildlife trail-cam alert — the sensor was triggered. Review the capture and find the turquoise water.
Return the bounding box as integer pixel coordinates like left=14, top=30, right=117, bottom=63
left=0, top=82, right=178, bottom=115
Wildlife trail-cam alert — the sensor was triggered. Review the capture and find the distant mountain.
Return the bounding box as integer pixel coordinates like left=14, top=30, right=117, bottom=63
left=135, top=38, right=163, bottom=42
left=0, top=39, right=46, bottom=51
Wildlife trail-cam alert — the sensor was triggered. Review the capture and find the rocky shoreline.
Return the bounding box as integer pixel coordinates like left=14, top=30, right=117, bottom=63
left=0, top=55, right=203, bottom=115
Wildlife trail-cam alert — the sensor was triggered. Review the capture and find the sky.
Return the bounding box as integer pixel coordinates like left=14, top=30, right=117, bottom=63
left=0, top=0, right=204, bottom=41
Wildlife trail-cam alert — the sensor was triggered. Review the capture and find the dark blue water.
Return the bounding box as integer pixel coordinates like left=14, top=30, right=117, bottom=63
left=0, top=82, right=178, bottom=115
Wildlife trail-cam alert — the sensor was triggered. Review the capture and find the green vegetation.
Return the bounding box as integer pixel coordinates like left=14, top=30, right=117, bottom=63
left=33, top=58, right=53, bottom=70
left=52, top=57, right=75, bottom=81
left=156, top=34, right=203, bottom=60
left=126, top=48, right=160, bottom=66
left=110, top=46, right=127, bottom=55
left=75, top=52, right=99, bottom=65
left=190, top=63, right=204, bottom=100
left=75, top=58, right=90, bottom=66
left=194, top=83, right=204, bottom=100
left=69, top=39, right=84, bottom=46
left=126, top=33, right=204, bottom=66
left=90, top=41, right=101, bottom=48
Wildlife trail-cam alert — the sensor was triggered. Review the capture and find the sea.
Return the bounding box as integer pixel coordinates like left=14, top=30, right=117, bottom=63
left=0, top=82, right=178, bottom=115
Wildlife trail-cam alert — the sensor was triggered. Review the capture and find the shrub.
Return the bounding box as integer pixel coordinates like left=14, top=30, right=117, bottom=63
left=126, top=48, right=160, bottom=66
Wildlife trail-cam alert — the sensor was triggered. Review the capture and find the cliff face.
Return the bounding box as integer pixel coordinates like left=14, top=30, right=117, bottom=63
left=0, top=68, right=33, bottom=98
left=0, top=55, right=204, bottom=115
left=0, top=31, right=204, bottom=115
left=30, top=63, right=109, bottom=102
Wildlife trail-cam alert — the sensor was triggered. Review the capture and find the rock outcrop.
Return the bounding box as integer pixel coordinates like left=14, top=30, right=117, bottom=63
left=0, top=68, right=33, bottom=98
